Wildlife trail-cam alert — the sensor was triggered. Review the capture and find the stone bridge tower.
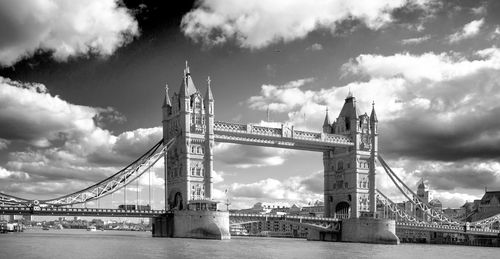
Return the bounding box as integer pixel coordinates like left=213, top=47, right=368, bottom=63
left=323, top=93, right=378, bottom=219
left=162, top=62, right=214, bottom=210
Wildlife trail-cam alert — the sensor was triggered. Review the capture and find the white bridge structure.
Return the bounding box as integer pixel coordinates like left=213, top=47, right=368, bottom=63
left=1, top=63, right=500, bottom=244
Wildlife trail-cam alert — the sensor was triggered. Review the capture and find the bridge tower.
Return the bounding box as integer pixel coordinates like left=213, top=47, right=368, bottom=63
left=323, top=93, right=378, bottom=219
left=162, top=62, right=214, bottom=210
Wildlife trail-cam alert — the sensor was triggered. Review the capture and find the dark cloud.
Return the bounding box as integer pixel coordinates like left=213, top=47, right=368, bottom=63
left=300, top=171, right=323, bottom=194
left=415, top=160, right=500, bottom=191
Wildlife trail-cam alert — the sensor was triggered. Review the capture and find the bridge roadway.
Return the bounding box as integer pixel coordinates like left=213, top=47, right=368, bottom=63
left=2, top=205, right=499, bottom=236
left=0, top=206, right=165, bottom=218
left=213, top=121, right=353, bottom=151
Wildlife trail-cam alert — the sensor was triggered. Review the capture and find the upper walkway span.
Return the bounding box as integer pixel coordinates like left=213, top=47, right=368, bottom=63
left=214, top=121, right=353, bottom=151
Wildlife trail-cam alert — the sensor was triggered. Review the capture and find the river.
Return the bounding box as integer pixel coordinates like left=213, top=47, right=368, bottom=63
left=0, top=229, right=497, bottom=259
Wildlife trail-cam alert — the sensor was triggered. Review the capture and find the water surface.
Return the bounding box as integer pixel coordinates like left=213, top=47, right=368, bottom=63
left=0, top=229, right=497, bottom=259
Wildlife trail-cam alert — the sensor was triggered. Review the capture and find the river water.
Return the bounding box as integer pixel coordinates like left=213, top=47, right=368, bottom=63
left=0, top=229, right=497, bottom=259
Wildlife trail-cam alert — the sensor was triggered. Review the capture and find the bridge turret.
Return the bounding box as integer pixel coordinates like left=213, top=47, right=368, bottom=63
left=322, top=107, right=332, bottom=133
left=369, top=102, right=378, bottom=217
left=204, top=76, right=214, bottom=199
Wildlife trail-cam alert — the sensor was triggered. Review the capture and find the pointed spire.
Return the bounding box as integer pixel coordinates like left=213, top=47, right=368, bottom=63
left=266, top=106, right=270, bottom=121
left=179, top=61, right=197, bottom=97
left=323, top=107, right=330, bottom=127
left=205, top=76, right=213, bottom=100
left=347, top=87, right=353, bottom=99
left=370, top=101, right=378, bottom=122
left=163, top=83, right=171, bottom=107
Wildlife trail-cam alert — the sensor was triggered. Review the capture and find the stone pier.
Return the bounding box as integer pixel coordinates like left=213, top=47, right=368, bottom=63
left=341, top=218, right=400, bottom=244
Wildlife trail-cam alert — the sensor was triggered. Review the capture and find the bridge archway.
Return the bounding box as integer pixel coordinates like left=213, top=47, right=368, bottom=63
left=335, top=201, right=350, bottom=219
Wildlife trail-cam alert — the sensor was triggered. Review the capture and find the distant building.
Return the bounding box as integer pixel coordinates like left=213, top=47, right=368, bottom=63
left=470, top=190, right=500, bottom=221
left=442, top=208, right=465, bottom=220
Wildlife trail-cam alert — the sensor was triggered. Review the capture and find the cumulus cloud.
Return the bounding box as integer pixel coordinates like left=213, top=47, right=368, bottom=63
left=228, top=172, right=323, bottom=208
left=0, top=77, right=164, bottom=198
left=306, top=43, right=323, bottom=51
left=448, top=18, right=484, bottom=43
left=401, top=35, right=431, bottom=45
left=0, top=138, right=10, bottom=150
left=214, top=143, right=287, bottom=168
left=0, top=0, right=139, bottom=67
left=181, top=0, right=431, bottom=49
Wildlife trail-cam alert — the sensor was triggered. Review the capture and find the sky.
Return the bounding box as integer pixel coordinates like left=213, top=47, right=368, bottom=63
left=1, top=0, right=500, bottom=210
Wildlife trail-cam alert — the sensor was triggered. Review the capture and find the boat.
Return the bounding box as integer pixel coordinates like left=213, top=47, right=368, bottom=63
left=87, top=225, right=97, bottom=231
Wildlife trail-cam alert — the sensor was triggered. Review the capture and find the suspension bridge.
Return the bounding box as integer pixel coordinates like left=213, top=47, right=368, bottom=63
left=1, top=63, right=499, bottom=245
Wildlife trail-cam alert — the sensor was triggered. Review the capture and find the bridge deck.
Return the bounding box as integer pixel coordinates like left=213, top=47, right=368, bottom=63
left=0, top=206, right=165, bottom=218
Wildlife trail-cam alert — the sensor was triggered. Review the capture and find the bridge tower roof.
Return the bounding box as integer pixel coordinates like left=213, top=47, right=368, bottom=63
left=179, top=61, right=198, bottom=97
left=162, top=83, right=171, bottom=107
left=370, top=101, right=378, bottom=123
left=323, top=107, right=330, bottom=127
left=205, top=76, right=214, bottom=100
left=338, top=92, right=361, bottom=119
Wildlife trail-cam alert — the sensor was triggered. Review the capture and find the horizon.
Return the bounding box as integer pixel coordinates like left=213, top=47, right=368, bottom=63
left=1, top=0, right=500, bottom=210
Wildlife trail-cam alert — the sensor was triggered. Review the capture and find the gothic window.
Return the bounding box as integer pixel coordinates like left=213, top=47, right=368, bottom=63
left=191, top=167, right=195, bottom=176
left=191, top=146, right=196, bottom=153
left=196, top=116, right=202, bottom=124
left=337, top=161, right=344, bottom=170
left=197, top=147, right=202, bottom=153
left=195, top=100, right=201, bottom=109
left=196, top=167, right=201, bottom=176
left=345, top=117, right=350, bottom=131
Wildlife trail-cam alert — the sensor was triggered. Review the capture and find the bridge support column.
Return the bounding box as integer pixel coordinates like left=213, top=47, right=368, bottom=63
left=152, top=210, right=230, bottom=239
left=341, top=218, right=399, bottom=245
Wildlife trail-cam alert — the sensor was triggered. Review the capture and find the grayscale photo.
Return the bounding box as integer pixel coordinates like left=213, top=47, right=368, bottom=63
left=0, top=0, right=499, bottom=258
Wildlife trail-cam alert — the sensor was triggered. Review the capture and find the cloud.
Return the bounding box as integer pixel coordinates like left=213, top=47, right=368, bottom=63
left=212, top=170, right=224, bottom=184
left=448, top=18, right=484, bottom=43
left=248, top=48, right=500, bottom=164
left=214, top=143, right=287, bottom=168
left=401, top=35, right=431, bottom=45
left=181, top=0, right=431, bottom=49
left=471, top=4, right=487, bottom=15
left=0, top=77, right=164, bottom=198
left=0, top=166, right=30, bottom=180
left=0, top=138, right=10, bottom=150
left=306, top=43, right=323, bottom=51
left=228, top=171, right=323, bottom=208
left=248, top=77, right=315, bottom=113
left=0, top=0, right=139, bottom=67
left=0, top=76, right=105, bottom=147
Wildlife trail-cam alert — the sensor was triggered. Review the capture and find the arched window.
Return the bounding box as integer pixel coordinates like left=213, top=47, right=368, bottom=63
left=337, top=160, right=344, bottom=170
left=191, top=146, right=196, bottom=153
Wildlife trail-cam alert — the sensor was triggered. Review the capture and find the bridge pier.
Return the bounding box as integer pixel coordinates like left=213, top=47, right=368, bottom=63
left=152, top=210, right=230, bottom=240
left=340, top=218, right=399, bottom=245
left=307, top=229, right=340, bottom=241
